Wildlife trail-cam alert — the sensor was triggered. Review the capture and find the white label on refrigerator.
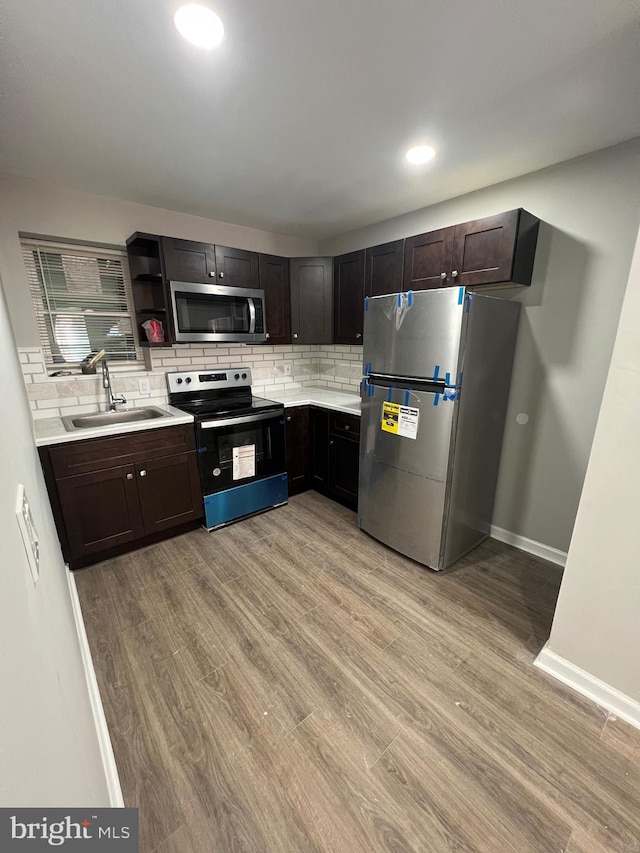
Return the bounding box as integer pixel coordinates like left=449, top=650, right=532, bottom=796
left=398, top=406, right=419, bottom=439
left=232, top=444, right=256, bottom=480
left=381, top=403, right=419, bottom=439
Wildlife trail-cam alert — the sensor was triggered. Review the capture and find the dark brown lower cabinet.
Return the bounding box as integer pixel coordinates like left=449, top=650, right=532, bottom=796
left=329, top=435, right=359, bottom=507
left=56, top=464, right=144, bottom=558
left=40, top=424, right=203, bottom=569
left=284, top=407, right=310, bottom=495
left=285, top=406, right=359, bottom=509
left=310, top=407, right=330, bottom=489
left=135, top=452, right=202, bottom=535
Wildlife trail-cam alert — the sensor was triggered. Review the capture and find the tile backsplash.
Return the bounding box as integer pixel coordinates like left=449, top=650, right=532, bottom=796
left=19, top=344, right=363, bottom=420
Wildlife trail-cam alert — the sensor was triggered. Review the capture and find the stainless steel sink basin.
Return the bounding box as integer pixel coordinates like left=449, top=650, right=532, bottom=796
left=61, top=407, right=170, bottom=432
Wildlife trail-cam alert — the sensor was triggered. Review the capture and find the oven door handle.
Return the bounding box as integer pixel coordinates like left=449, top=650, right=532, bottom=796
left=248, top=298, right=256, bottom=334
left=200, top=410, right=282, bottom=429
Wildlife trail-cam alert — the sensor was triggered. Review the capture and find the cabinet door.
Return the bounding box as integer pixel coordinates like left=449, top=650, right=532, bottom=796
left=310, top=408, right=329, bottom=488
left=135, top=452, right=203, bottom=536
left=451, top=209, right=534, bottom=287
left=214, top=245, right=260, bottom=288
left=259, top=254, right=291, bottom=345
left=56, top=464, right=144, bottom=559
left=329, top=434, right=359, bottom=508
left=290, top=257, right=333, bottom=344
left=333, top=250, right=365, bottom=345
left=403, top=228, right=454, bottom=291
left=161, top=237, right=217, bottom=283
left=365, top=240, right=404, bottom=297
left=285, top=406, right=310, bottom=495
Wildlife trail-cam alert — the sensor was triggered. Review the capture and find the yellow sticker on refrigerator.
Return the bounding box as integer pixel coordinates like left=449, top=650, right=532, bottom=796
left=381, top=402, right=419, bottom=439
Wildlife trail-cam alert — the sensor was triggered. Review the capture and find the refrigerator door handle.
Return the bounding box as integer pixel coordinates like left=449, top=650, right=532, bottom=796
left=369, top=372, right=447, bottom=393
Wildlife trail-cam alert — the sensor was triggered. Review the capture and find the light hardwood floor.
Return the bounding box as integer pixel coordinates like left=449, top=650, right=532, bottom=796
left=76, top=492, right=640, bottom=853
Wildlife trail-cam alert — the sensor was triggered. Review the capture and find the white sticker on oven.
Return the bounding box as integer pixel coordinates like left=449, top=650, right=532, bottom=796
left=233, top=444, right=256, bottom=480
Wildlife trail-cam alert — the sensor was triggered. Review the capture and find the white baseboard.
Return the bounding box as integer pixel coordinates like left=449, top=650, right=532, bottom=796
left=535, top=645, right=640, bottom=730
left=490, top=524, right=567, bottom=567
left=67, top=568, right=124, bottom=807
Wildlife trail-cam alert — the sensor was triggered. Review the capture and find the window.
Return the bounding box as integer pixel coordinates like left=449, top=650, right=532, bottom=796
left=21, top=238, right=140, bottom=366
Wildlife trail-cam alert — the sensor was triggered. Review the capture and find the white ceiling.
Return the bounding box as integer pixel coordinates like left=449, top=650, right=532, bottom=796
left=1, top=0, right=639, bottom=239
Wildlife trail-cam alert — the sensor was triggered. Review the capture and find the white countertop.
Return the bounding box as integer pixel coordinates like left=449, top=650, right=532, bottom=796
left=34, top=388, right=360, bottom=447
left=269, top=387, right=361, bottom=416
left=34, top=404, right=194, bottom=447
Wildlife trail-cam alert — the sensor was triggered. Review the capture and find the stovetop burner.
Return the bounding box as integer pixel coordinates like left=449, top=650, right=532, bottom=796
left=166, top=367, right=283, bottom=420
left=173, top=395, right=282, bottom=419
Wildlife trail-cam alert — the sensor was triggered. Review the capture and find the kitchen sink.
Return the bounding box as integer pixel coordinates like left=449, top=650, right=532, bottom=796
left=61, top=407, right=170, bottom=432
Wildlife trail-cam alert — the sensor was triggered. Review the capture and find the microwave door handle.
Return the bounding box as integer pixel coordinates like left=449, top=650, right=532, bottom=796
left=248, top=298, right=256, bottom=334
left=200, top=410, right=281, bottom=429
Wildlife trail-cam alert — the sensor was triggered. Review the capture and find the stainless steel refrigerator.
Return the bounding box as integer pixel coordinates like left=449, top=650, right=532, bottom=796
left=358, top=287, right=520, bottom=570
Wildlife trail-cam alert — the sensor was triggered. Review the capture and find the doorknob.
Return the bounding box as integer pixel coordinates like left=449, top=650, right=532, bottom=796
left=209, top=271, right=216, bottom=277
left=451, top=270, right=459, bottom=278
left=126, top=473, right=133, bottom=480
left=356, top=333, right=362, bottom=339
left=440, top=272, right=447, bottom=280
left=293, top=333, right=298, bottom=339
left=219, top=272, right=224, bottom=279
left=139, top=470, right=147, bottom=477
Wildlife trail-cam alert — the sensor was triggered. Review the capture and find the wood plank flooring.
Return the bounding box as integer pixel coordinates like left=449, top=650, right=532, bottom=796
left=75, top=492, right=640, bottom=853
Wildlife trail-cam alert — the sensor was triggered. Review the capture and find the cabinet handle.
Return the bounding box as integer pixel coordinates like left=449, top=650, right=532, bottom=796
left=440, top=272, right=447, bottom=280
left=126, top=473, right=133, bottom=480
left=356, top=333, right=362, bottom=339
left=451, top=270, right=459, bottom=278
left=209, top=271, right=216, bottom=277
left=293, top=333, right=298, bottom=339
left=286, top=416, right=291, bottom=421
left=219, top=272, right=224, bottom=279
left=329, top=440, right=334, bottom=446
left=265, top=332, right=270, bottom=339
left=139, top=470, right=147, bottom=477
left=344, top=424, right=350, bottom=430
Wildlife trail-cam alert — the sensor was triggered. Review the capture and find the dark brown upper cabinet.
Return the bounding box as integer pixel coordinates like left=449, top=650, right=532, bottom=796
left=161, top=237, right=217, bottom=283
left=451, top=209, right=539, bottom=287
left=290, top=257, right=333, bottom=345
left=333, top=250, right=365, bottom=345
left=213, top=245, right=260, bottom=288
left=365, top=239, right=405, bottom=297
left=259, top=254, right=291, bottom=345
left=403, top=228, right=454, bottom=291
left=401, top=209, right=539, bottom=291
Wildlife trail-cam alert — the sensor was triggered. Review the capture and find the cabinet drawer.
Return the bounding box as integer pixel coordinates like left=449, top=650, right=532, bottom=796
left=49, top=424, right=196, bottom=479
left=329, top=411, right=360, bottom=439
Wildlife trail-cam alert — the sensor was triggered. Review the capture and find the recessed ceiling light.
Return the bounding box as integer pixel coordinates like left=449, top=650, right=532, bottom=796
left=405, top=145, right=436, bottom=165
left=174, top=4, right=224, bottom=49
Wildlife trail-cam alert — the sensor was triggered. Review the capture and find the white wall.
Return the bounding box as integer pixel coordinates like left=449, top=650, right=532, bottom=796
left=0, top=173, right=319, bottom=347
left=18, top=342, right=362, bottom=422
left=0, top=276, right=111, bottom=805
left=321, top=139, right=640, bottom=552
left=543, top=223, right=640, bottom=702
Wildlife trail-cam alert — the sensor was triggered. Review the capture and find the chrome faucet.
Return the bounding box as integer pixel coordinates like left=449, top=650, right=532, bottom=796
left=102, top=359, right=127, bottom=411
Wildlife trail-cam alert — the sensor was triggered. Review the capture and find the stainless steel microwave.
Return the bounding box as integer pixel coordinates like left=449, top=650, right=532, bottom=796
left=169, top=281, right=266, bottom=344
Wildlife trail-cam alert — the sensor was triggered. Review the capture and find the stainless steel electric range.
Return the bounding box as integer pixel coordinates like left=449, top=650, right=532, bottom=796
left=167, top=368, right=287, bottom=530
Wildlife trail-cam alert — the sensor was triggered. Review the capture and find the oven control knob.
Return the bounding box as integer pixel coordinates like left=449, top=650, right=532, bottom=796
left=242, top=372, right=247, bottom=379
left=176, top=378, right=183, bottom=384
left=185, top=377, right=192, bottom=384
left=234, top=373, right=240, bottom=380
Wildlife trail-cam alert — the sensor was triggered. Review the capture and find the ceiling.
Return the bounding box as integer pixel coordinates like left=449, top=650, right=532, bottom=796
left=1, top=0, right=639, bottom=239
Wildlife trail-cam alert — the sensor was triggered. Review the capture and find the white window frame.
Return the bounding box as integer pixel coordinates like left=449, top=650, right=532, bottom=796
left=21, top=238, right=141, bottom=370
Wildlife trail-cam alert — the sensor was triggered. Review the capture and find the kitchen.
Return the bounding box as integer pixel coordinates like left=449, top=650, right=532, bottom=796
left=1, top=1, right=640, bottom=851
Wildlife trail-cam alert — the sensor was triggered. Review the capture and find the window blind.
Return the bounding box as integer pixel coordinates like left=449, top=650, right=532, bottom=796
left=21, top=239, right=140, bottom=366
